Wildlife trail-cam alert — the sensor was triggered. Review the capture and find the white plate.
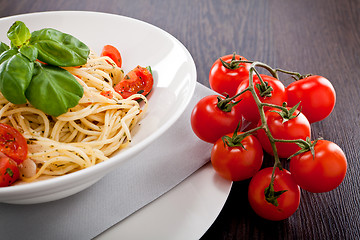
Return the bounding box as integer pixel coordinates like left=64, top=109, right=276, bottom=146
left=0, top=11, right=197, bottom=204
left=97, top=163, right=232, bottom=240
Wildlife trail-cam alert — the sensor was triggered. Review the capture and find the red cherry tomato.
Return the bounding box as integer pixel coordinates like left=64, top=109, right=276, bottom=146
left=191, top=95, right=242, bottom=143
left=114, top=65, right=153, bottom=99
left=0, top=123, right=28, bottom=164
left=100, top=90, right=113, bottom=99
left=209, top=54, right=251, bottom=97
left=256, top=108, right=311, bottom=158
left=286, top=75, right=336, bottom=123
left=211, top=133, right=263, bottom=181
left=290, top=140, right=347, bottom=193
left=100, top=45, right=122, bottom=68
left=235, top=74, right=287, bottom=124
left=0, top=154, right=20, bottom=187
left=248, top=167, right=301, bottom=221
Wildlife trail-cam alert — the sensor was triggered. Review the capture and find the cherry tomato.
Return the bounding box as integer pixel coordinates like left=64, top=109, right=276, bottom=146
left=100, top=90, right=113, bottom=99
left=209, top=54, right=251, bottom=97
left=234, top=74, right=287, bottom=124
left=256, top=108, right=311, bottom=158
left=211, top=133, right=263, bottom=181
left=114, top=65, right=153, bottom=99
left=286, top=75, right=336, bottom=123
left=290, top=140, right=347, bottom=193
left=0, top=154, right=20, bottom=187
left=0, top=123, right=28, bottom=164
left=191, top=95, right=242, bottom=143
left=248, top=167, right=301, bottom=221
left=100, top=45, right=122, bottom=68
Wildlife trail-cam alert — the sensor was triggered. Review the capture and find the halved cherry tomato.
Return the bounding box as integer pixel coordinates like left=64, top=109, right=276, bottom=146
left=114, top=66, right=153, bottom=99
left=0, top=154, right=20, bottom=187
left=100, top=90, right=113, bottom=99
left=100, top=45, right=122, bottom=68
left=0, top=123, right=28, bottom=164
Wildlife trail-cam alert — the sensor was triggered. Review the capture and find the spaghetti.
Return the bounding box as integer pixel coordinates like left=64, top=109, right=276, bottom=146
left=0, top=51, right=148, bottom=182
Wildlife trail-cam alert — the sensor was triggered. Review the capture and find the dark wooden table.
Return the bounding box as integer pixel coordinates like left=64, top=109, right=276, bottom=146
left=1, top=0, right=359, bottom=239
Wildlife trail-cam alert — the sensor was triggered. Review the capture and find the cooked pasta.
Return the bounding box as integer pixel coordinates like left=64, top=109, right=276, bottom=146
left=0, top=51, right=148, bottom=182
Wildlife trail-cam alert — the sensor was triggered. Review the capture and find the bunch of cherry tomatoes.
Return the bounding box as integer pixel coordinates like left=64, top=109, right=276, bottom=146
left=191, top=53, right=347, bottom=221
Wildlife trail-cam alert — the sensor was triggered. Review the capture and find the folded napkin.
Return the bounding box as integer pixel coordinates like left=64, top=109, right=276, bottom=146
left=0, top=82, right=214, bottom=240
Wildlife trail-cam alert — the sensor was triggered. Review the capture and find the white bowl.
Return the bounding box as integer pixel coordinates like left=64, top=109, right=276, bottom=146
left=0, top=11, right=197, bottom=204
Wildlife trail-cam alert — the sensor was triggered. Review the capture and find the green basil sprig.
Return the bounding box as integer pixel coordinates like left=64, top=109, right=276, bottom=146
left=0, top=51, right=33, bottom=104
left=0, top=21, right=90, bottom=116
left=30, top=28, right=90, bottom=67
left=0, top=42, right=10, bottom=54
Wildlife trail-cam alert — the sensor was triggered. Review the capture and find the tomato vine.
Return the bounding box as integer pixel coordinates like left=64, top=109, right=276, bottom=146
left=192, top=53, right=346, bottom=220
left=228, top=60, right=321, bottom=205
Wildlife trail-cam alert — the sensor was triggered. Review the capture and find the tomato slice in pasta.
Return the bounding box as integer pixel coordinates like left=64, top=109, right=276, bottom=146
left=114, top=65, right=153, bottom=99
left=0, top=154, right=20, bottom=187
left=0, top=123, right=28, bottom=164
left=100, top=45, right=122, bottom=68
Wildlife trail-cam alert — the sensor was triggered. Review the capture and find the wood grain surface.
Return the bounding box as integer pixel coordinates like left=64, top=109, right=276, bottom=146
left=1, top=0, right=359, bottom=239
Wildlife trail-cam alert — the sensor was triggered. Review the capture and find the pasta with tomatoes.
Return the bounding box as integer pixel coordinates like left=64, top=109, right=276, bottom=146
left=0, top=51, right=148, bottom=182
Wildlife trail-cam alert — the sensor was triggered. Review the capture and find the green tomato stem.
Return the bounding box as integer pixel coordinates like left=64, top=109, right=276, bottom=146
left=239, top=60, right=279, bottom=79
left=247, top=62, right=288, bottom=206
left=230, top=59, right=314, bottom=206
left=248, top=62, right=282, bottom=166
left=274, top=68, right=312, bottom=80
left=261, top=102, right=288, bottom=112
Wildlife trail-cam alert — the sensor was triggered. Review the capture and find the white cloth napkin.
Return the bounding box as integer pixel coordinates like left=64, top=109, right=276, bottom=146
left=0, top=83, right=215, bottom=240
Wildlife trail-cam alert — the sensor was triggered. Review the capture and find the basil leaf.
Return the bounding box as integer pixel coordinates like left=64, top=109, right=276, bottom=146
left=7, top=21, right=31, bottom=48
left=30, top=28, right=89, bottom=67
left=0, top=42, right=9, bottom=54
left=26, top=63, right=83, bottom=117
left=20, top=45, right=38, bottom=61
left=0, top=52, right=33, bottom=104
left=0, top=48, right=18, bottom=64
